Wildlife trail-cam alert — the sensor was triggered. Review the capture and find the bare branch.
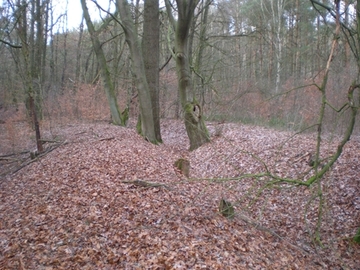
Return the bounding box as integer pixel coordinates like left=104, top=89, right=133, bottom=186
left=0, top=39, right=22, bottom=48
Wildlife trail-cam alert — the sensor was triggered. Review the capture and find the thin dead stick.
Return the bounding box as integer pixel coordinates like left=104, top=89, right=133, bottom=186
left=235, top=212, right=311, bottom=254
left=7, top=140, right=68, bottom=175
left=121, top=179, right=171, bottom=190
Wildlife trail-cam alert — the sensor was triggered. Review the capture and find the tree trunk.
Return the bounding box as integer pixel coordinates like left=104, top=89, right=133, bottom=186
left=28, top=94, right=43, bottom=152
left=142, top=0, right=162, bottom=142
left=193, top=0, right=211, bottom=108
left=116, top=0, right=158, bottom=144
left=81, top=0, right=126, bottom=126
left=184, top=101, right=210, bottom=151
left=167, top=0, right=210, bottom=150
left=75, top=19, right=84, bottom=83
left=14, top=0, right=44, bottom=153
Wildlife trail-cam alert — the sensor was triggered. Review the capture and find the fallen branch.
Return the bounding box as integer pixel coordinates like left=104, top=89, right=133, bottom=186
left=235, top=211, right=311, bottom=254
left=0, top=151, right=30, bottom=158
left=40, top=139, right=62, bottom=143
left=0, top=157, right=19, bottom=162
left=99, top=137, right=115, bottom=141
left=121, top=179, right=170, bottom=189
left=5, top=140, right=68, bottom=176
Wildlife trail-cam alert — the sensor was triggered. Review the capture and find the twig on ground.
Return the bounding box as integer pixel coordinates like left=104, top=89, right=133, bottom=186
left=121, top=179, right=171, bottom=190
left=4, top=140, right=68, bottom=175
left=99, top=137, right=115, bottom=141
left=235, top=211, right=312, bottom=254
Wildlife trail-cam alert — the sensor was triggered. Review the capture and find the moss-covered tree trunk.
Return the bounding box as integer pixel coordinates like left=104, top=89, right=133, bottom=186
left=167, top=0, right=210, bottom=150
left=184, top=101, right=210, bottom=150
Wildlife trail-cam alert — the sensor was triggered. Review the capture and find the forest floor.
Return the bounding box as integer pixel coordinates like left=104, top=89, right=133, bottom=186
left=0, top=118, right=359, bottom=269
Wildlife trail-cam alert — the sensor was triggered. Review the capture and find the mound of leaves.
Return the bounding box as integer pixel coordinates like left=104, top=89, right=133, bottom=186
left=1, top=121, right=359, bottom=269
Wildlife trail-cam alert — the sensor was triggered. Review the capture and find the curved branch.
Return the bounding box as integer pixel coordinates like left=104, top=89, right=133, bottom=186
left=0, top=39, right=22, bottom=48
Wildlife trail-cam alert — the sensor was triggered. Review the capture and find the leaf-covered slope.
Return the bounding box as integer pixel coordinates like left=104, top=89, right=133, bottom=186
left=0, top=121, right=359, bottom=269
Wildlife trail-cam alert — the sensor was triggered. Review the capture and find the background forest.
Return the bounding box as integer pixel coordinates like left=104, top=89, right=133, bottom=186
left=1, top=0, right=359, bottom=134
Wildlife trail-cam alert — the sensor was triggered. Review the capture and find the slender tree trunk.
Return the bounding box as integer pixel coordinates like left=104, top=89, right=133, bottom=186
left=49, top=9, right=57, bottom=86
left=295, top=0, right=300, bottom=79
left=194, top=0, right=211, bottom=108
left=316, top=15, right=321, bottom=73
left=75, top=18, right=84, bottom=87
left=270, top=0, right=285, bottom=94
left=41, top=0, right=49, bottom=89
left=142, top=0, right=162, bottom=142
left=81, top=0, right=126, bottom=126
left=15, top=0, right=43, bottom=153
left=29, top=95, right=43, bottom=152
left=61, top=31, right=68, bottom=89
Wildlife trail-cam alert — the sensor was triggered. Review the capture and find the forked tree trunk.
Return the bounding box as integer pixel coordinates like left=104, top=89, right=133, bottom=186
left=116, top=0, right=158, bottom=144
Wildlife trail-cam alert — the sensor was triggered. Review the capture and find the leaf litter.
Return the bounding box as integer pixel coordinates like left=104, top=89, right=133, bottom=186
left=0, top=120, right=359, bottom=269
